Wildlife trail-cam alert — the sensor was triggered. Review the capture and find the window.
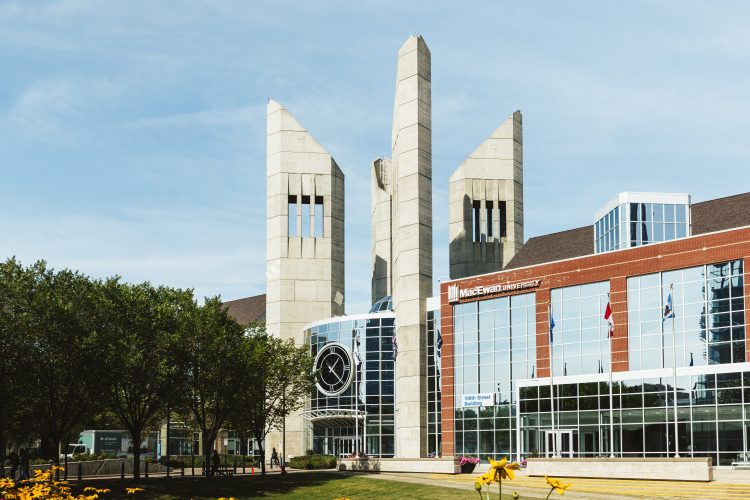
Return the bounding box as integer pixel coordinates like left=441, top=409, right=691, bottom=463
left=472, top=201, right=481, bottom=242
left=499, top=201, right=507, bottom=238
left=314, top=196, right=324, bottom=238
left=288, top=195, right=297, bottom=236
left=486, top=201, right=493, bottom=239
left=301, top=195, right=311, bottom=237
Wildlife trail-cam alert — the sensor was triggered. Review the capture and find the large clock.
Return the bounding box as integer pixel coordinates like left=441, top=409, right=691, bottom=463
left=314, top=342, right=355, bottom=396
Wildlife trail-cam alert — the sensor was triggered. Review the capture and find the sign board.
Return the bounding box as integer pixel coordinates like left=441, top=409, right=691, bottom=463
left=448, top=280, right=541, bottom=304
left=462, top=393, right=495, bottom=408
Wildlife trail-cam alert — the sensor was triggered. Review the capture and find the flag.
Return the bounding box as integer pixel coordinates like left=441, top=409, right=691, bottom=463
left=353, top=331, right=361, bottom=366
left=663, top=289, right=675, bottom=321
left=549, top=307, right=555, bottom=343
left=604, top=300, right=614, bottom=338
left=392, top=334, right=398, bottom=361
left=435, top=329, right=443, bottom=373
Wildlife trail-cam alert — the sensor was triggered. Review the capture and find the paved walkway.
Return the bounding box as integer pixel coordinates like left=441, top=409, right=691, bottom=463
left=362, top=469, right=750, bottom=499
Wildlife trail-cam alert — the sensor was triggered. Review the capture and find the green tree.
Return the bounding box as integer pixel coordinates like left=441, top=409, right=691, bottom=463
left=25, top=263, right=103, bottom=465
left=95, top=279, right=194, bottom=478
left=230, top=325, right=315, bottom=475
left=176, top=297, right=245, bottom=476
left=0, top=258, right=36, bottom=454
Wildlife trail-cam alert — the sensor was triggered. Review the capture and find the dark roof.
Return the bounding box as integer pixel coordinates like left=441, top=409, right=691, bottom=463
left=505, top=226, right=593, bottom=270
left=223, top=294, right=266, bottom=325
left=691, top=192, right=750, bottom=235
left=504, top=192, right=750, bottom=270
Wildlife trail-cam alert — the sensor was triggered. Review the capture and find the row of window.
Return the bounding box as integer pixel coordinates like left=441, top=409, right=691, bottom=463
left=288, top=194, right=324, bottom=237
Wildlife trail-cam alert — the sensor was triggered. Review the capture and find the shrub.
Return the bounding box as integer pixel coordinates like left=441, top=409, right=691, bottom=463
left=288, top=454, right=336, bottom=470
left=458, top=455, right=480, bottom=466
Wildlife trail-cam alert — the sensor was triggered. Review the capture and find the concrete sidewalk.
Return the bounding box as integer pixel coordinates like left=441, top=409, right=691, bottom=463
left=355, top=468, right=750, bottom=500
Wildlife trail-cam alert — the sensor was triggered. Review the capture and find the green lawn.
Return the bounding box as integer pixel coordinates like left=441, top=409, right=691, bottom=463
left=70, top=471, right=481, bottom=499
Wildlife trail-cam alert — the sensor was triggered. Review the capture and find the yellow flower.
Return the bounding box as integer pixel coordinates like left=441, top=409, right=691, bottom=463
left=545, top=475, right=572, bottom=495
left=126, top=487, right=145, bottom=495
left=512, top=492, right=520, bottom=500
left=474, top=477, right=483, bottom=491
left=488, top=457, right=520, bottom=481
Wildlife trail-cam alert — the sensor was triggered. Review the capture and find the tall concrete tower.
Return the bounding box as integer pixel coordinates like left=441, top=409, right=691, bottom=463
left=371, top=157, right=393, bottom=302
left=390, top=35, right=432, bottom=458
left=266, top=99, right=345, bottom=456
left=448, top=111, right=524, bottom=279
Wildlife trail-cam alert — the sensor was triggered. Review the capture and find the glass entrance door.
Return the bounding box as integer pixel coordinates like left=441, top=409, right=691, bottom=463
left=543, top=430, right=574, bottom=458
left=333, top=437, right=361, bottom=458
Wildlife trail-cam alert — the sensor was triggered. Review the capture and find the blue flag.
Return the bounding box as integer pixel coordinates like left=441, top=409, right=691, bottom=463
left=663, top=291, right=675, bottom=321
left=549, top=308, right=555, bottom=343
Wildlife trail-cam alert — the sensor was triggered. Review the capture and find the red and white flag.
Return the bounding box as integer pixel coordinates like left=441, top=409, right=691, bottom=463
left=604, top=300, right=614, bottom=338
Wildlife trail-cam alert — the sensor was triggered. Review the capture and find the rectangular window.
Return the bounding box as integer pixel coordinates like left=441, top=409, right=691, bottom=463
left=301, top=195, right=311, bottom=237
left=486, top=201, right=493, bottom=239
left=288, top=195, right=297, bottom=236
left=500, top=201, right=507, bottom=238
left=314, top=196, right=324, bottom=238
left=472, top=200, right=481, bottom=242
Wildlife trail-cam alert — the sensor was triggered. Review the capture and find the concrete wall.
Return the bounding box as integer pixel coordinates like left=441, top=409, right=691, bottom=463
left=526, top=457, right=713, bottom=482
left=338, top=457, right=459, bottom=474
left=449, top=112, right=524, bottom=280
left=371, top=157, right=393, bottom=303
left=266, top=99, right=345, bottom=457
left=391, top=35, right=432, bottom=458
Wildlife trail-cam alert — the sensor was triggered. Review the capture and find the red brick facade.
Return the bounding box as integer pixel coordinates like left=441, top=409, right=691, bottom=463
left=440, top=227, right=750, bottom=456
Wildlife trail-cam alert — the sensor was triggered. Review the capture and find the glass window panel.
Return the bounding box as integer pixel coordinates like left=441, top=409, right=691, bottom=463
left=676, top=223, right=687, bottom=239
left=665, top=223, right=675, bottom=240
left=675, top=204, right=687, bottom=223
left=664, top=204, right=675, bottom=222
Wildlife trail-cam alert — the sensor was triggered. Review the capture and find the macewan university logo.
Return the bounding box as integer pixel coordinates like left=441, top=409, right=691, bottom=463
left=448, top=279, right=541, bottom=304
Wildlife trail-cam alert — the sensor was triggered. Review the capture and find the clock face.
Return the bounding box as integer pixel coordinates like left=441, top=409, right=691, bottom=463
left=314, top=343, right=354, bottom=396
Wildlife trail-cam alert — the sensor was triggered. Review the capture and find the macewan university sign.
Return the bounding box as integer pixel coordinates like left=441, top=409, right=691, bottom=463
left=447, top=279, right=541, bottom=304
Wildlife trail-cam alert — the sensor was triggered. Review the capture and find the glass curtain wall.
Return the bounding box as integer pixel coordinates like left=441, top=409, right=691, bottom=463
left=628, top=260, right=745, bottom=371
left=595, top=202, right=689, bottom=253
left=453, top=293, right=536, bottom=462
left=550, top=282, right=611, bottom=376
left=520, top=368, right=750, bottom=466
left=307, top=315, right=396, bottom=457
left=427, top=309, right=442, bottom=457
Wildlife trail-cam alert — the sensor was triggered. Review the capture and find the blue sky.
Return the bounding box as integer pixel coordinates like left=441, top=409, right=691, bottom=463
left=1, top=0, right=748, bottom=314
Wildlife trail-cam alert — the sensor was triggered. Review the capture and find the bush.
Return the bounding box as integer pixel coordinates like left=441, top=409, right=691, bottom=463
left=288, top=454, right=336, bottom=470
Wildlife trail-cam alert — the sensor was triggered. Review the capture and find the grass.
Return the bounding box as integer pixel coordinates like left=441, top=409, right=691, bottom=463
left=69, top=471, right=486, bottom=499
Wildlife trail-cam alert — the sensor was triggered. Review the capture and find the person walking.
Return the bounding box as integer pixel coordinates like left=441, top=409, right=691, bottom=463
left=18, top=449, right=29, bottom=480
left=271, top=448, right=280, bottom=469
left=211, top=450, right=220, bottom=477
left=6, top=450, right=19, bottom=480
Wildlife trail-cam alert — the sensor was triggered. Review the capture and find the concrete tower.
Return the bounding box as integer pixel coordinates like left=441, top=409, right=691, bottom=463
left=371, top=157, right=393, bottom=302
left=266, top=99, right=345, bottom=456
left=448, top=111, right=524, bottom=279
left=390, top=35, right=432, bottom=458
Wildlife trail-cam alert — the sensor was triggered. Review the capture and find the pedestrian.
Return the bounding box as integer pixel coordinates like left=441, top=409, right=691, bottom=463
left=271, top=447, right=280, bottom=469
left=211, top=450, right=220, bottom=477
left=18, top=448, right=29, bottom=480
left=7, top=450, right=19, bottom=480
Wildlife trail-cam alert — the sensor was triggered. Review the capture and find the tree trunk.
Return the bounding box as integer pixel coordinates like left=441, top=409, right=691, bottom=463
left=203, top=431, right=213, bottom=478
left=132, top=429, right=142, bottom=479
left=257, top=439, right=266, bottom=476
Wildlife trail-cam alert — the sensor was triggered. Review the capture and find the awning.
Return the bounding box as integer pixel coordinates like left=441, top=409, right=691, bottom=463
left=300, top=409, right=366, bottom=428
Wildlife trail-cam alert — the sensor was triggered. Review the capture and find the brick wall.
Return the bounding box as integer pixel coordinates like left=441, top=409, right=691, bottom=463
left=439, top=227, right=750, bottom=457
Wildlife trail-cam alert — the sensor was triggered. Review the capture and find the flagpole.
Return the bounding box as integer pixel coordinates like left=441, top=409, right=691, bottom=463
left=670, top=284, right=680, bottom=458
left=608, top=294, right=615, bottom=458
left=549, top=302, right=557, bottom=458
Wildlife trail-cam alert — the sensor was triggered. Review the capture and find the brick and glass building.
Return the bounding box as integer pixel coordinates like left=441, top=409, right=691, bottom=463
left=440, top=192, right=750, bottom=466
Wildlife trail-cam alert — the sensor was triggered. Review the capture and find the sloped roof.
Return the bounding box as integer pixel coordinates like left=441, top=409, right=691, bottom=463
left=223, top=294, right=266, bottom=325
left=504, top=192, right=750, bottom=270
left=505, top=226, right=593, bottom=270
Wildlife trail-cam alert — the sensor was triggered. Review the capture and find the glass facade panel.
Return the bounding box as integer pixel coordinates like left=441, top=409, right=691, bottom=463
left=453, top=293, right=536, bottom=463
left=627, top=260, right=745, bottom=369
left=595, top=200, right=689, bottom=253
left=306, top=313, right=396, bottom=458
